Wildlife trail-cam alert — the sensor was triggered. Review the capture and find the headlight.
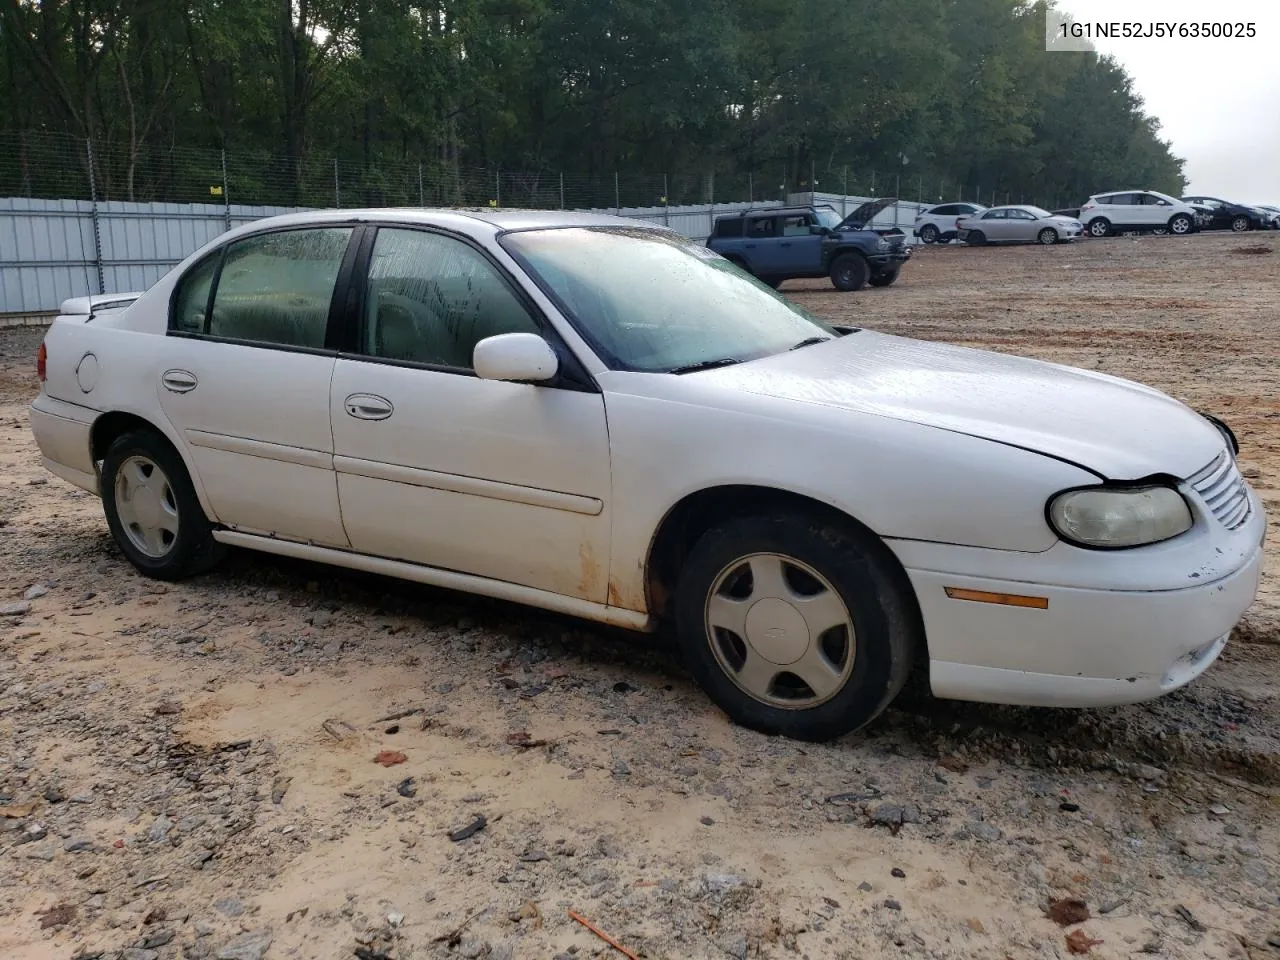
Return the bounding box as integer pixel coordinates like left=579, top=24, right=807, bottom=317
left=877, top=237, right=890, bottom=250
left=1047, top=485, right=1193, bottom=549
left=1201, top=412, right=1239, bottom=458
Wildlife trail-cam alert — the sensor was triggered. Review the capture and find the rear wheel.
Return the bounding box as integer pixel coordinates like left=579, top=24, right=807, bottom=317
left=965, top=230, right=987, bottom=246
left=674, top=513, right=917, bottom=741
left=868, top=270, right=899, bottom=288
left=100, top=429, right=225, bottom=580
left=1037, top=227, right=1058, bottom=245
left=919, top=224, right=939, bottom=244
left=1087, top=218, right=1111, bottom=238
left=1169, top=213, right=1192, bottom=235
left=829, top=252, right=869, bottom=292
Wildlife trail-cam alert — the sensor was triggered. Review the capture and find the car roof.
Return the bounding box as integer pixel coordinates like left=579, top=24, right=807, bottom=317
left=720, top=205, right=832, bottom=219
left=217, top=207, right=658, bottom=240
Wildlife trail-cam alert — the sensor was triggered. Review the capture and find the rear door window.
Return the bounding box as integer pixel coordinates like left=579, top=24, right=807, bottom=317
left=206, top=228, right=353, bottom=348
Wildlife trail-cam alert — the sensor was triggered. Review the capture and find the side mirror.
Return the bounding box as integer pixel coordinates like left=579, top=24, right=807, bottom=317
left=812, top=225, right=831, bottom=235
left=473, top=333, right=559, bottom=384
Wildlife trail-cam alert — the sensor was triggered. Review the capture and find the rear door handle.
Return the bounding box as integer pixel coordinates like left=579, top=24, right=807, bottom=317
left=161, top=369, right=198, bottom=394
left=344, top=393, right=393, bottom=421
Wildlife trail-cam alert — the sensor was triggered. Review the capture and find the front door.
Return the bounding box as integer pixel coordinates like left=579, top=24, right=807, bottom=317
left=776, top=213, right=824, bottom=273
left=330, top=225, right=613, bottom=601
left=156, top=225, right=356, bottom=547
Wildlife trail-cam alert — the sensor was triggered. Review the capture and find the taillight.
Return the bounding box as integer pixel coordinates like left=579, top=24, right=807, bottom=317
left=37, top=342, right=47, bottom=381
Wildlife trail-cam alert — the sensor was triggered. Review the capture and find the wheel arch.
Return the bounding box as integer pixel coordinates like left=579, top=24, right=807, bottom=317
left=90, top=410, right=219, bottom=521
left=643, top=483, right=925, bottom=654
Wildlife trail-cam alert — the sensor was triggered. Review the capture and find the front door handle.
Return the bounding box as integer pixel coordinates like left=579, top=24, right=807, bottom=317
left=344, top=393, right=393, bottom=421
left=161, top=369, right=198, bottom=394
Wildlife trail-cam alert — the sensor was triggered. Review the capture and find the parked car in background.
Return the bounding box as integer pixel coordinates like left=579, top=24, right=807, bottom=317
left=1256, top=205, right=1280, bottom=229
left=707, top=202, right=912, bottom=291
left=1180, top=196, right=1269, bottom=232
left=956, top=205, right=1083, bottom=245
left=912, top=202, right=987, bottom=243
left=29, top=208, right=1264, bottom=741
left=1078, top=190, right=1200, bottom=237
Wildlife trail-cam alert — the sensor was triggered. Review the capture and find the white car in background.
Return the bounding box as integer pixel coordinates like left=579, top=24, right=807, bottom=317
left=1078, top=190, right=1201, bottom=237
left=912, top=202, right=987, bottom=244
left=956, top=205, right=1083, bottom=245
left=28, top=209, right=1264, bottom=741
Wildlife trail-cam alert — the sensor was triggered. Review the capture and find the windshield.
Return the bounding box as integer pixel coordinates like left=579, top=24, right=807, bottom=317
left=1024, top=205, right=1053, bottom=218
left=501, top=227, right=834, bottom=373
left=813, top=207, right=843, bottom=230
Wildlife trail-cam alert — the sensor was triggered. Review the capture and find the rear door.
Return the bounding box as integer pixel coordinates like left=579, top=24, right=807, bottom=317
left=1109, top=193, right=1142, bottom=226
left=975, top=208, right=1008, bottom=239
left=740, top=215, right=778, bottom=274
left=156, top=225, right=357, bottom=547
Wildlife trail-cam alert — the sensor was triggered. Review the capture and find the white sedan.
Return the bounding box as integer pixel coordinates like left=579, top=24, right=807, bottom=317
left=29, top=209, right=1265, bottom=741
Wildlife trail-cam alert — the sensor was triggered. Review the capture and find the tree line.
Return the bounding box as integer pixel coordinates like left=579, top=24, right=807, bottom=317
left=0, top=0, right=1186, bottom=209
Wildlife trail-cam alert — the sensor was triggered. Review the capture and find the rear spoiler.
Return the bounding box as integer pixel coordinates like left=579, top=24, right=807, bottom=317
left=59, top=292, right=143, bottom=320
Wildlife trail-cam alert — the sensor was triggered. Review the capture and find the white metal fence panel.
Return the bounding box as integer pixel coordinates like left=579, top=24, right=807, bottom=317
left=1, top=194, right=915, bottom=314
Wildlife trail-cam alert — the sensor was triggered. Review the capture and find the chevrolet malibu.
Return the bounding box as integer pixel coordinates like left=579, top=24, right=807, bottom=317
left=29, top=209, right=1265, bottom=741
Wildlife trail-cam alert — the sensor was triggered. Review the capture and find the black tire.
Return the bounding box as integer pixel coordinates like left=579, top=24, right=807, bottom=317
left=1087, top=218, right=1111, bottom=238
left=1151, top=226, right=1169, bottom=236
left=829, top=252, right=869, bottom=291
left=1168, top=213, right=1193, bottom=235
left=1036, top=227, right=1058, bottom=246
left=674, top=513, right=918, bottom=741
left=1230, top=215, right=1251, bottom=233
left=868, top=270, right=899, bottom=288
left=966, top=230, right=987, bottom=246
left=100, top=428, right=225, bottom=580
left=919, top=224, right=939, bottom=244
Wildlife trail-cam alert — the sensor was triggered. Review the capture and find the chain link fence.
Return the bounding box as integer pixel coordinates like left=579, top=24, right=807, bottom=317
left=0, top=131, right=1072, bottom=213
left=1, top=131, right=1077, bottom=315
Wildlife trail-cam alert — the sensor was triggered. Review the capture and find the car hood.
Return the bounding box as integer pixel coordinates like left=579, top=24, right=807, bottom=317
left=837, top=197, right=896, bottom=230
left=697, top=331, right=1223, bottom=480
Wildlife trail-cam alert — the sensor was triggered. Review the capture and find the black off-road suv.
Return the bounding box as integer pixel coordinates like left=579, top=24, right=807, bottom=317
left=706, top=199, right=911, bottom=291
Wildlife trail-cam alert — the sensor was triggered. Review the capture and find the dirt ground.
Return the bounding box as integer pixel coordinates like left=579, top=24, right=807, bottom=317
left=2, top=231, right=1278, bottom=960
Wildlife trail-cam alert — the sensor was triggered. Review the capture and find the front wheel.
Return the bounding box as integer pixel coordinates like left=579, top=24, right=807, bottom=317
left=1087, top=218, right=1111, bottom=238
left=674, top=513, right=918, bottom=741
left=919, top=224, right=939, bottom=244
left=1036, top=227, right=1058, bottom=245
left=1169, top=213, right=1193, bottom=235
left=829, top=252, right=869, bottom=292
left=100, top=429, right=225, bottom=580
left=868, top=270, right=899, bottom=288
left=1231, top=215, right=1251, bottom=233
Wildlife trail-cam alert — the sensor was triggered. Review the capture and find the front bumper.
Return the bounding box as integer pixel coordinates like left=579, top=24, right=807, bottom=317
left=892, top=485, right=1266, bottom=709
left=868, top=247, right=912, bottom=266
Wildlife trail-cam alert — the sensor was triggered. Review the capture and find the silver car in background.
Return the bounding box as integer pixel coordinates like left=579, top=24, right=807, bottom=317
left=957, top=205, right=1084, bottom=246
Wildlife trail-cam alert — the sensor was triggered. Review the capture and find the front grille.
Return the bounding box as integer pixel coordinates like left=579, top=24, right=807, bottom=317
left=1187, top=451, right=1252, bottom=530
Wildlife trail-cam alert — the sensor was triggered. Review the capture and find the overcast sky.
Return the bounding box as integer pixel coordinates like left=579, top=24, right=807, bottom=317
left=1050, top=0, right=1279, bottom=202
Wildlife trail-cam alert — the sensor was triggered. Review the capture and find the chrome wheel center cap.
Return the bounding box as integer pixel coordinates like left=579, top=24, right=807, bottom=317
left=744, top=598, right=810, bottom=664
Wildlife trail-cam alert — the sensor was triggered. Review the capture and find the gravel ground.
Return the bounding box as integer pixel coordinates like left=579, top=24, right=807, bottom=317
left=2, top=231, right=1278, bottom=960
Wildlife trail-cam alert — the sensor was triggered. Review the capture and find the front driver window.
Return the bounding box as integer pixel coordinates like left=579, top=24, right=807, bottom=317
left=362, top=228, right=540, bottom=369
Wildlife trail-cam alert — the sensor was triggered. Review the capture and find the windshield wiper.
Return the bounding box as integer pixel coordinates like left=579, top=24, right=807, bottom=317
left=790, top=336, right=832, bottom=351
left=667, top=358, right=742, bottom=375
